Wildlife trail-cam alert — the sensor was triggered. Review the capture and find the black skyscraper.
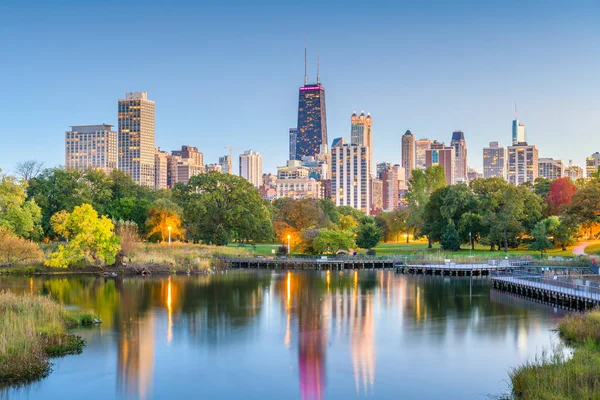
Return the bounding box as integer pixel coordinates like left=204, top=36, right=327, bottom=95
left=294, top=50, right=327, bottom=160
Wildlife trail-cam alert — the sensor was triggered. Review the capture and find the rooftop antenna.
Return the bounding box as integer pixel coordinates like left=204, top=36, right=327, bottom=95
left=317, top=53, right=321, bottom=85
left=304, top=43, right=308, bottom=86
left=514, top=103, right=518, bottom=120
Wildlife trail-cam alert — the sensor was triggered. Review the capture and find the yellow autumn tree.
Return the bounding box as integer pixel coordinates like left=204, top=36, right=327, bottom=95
left=146, top=198, right=184, bottom=242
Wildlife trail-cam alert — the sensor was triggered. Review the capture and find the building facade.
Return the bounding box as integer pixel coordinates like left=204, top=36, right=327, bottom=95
left=351, top=111, right=373, bottom=176
left=401, top=130, right=415, bottom=181
left=65, top=124, right=117, bottom=173
left=288, top=128, right=297, bottom=161
left=296, top=82, right=327, bottom=159
left=415, top=138, right=431, bottom=171
left=426, top=145, right=455, bottom=185
left=218, top=155, right=232, bottom=174
left=512, top=119, right=526, bottom=145
left=380, top=167, right=399, bottom=211
left=118, top=92, right=155, bottom=187
left=331, top=143, right=371, bottom=215
left=276, top=178, right=322, bottom=200
left=507, top=144, right=538, bottom=185
left=565, top=164, right=584, bottom=181
left=371, top=178, right=383, bottom=214
left=451, top=130, right=468, bottom=182
left=538, top=158, right=564, bottom=180
left=239, top=150, right=263, bottom=188
left=586, top=152, right=600, bottom=177
left=154, top=147, right=169, bottom=189
left=483, top=141, right=507, bottom=179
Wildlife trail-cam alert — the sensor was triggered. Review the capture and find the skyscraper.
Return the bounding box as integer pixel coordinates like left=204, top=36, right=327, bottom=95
left=239, top=150, right=263, bottom=188
left=401, top=130, right=415, bottom=181
left=415, top=138, right=431, bottom=170
left=295, top=50, right=327, bottom=160
left=219, top=155, right=232, bottom=174
left=380, top=166, right=399, bottom=211
left=154, top=147, right=169, bottom=190
left=512, top=118, right=526, bottom=145
left=331, top=142, right=371, bottom=215
left=289, top=128, right=297, bottom=161
left=450, top=130, right=468, bottom=182
left=538, top=158, right=564, bottom=180
left=118, top=92, right=156, bottom=187
left=351, top=111, right=373, bottom=176
left=483, top=141, right=507, bottom=179
left=65, top=124, right=117, bottom=173
left=586, top=152, right=600, bottom=177
left=426, top=146, right=455, bottom=185
left=507, top=144, right=538, bottom=185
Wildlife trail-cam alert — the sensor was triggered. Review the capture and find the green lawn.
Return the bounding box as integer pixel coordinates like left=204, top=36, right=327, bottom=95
left=227, top=241, right=579, bottom=258
left=584, top=242, right=600, bottom=256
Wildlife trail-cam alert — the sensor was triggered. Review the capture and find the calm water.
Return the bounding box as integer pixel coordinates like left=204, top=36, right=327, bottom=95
left=0, top=271, right=565, bottom=399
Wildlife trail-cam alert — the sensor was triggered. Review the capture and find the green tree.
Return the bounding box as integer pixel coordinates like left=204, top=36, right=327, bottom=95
left=173, top=172, right=273, bottom=245
left=406, top=166, right=446, bottom=246
left=562, top=182, right=600, bottom=238
left=376, top=208, right=411, bottom=242
left=356, top=221, right=383, bottom=250
left=422, top=186, right=450, bottom=246
left=529, top=221, right=553, bottom=256
left=0, top=171, right=42, bottom=240
left=441, top=224, right=461, bottom=251
left=312, top=229, right=355, bottom=254
left=46, top=204, right=120, bottom=268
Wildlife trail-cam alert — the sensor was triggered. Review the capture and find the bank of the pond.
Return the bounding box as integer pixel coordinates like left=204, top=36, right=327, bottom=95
left=0, top=292, right=98, bottom=387
left=510, top=309, right=600, bottom=399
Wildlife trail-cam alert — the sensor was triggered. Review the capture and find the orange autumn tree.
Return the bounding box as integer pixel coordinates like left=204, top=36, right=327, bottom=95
left=146, top=198, right=185, bottom=242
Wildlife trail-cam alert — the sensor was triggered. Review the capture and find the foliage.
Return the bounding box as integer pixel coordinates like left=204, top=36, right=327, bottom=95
left=146, top=198, right=184, bottom=242
left=0, top=228, right=44, bottom=267
left=376, top=208, right=411, bottom=242
left=46, top=204, right=120, bottom=268
left=0, top=170, right=42, bottom=240
left=406, top=166, right=446, bottom=241
left=312, top=229, right=355, bottom=254
left=173, top=172, right=273, bottom=245
left=562, top=182, right=600, bottom=237
left=546, top=177, right=577, bottom=216
left=528, top=221, right=553, bottom=255
left=114, top=220, right=139, bottom=258
left=356, top=221, right=383, bottom=249
left=440, top=224, right=461, bottom=251
left=14, top=160, right=45, bottom=181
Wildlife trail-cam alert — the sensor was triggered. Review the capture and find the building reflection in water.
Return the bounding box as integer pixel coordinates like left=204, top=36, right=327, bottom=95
left=117, top=313, right=154, bottom=400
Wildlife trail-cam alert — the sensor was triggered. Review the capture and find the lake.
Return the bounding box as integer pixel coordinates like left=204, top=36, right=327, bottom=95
left=0, top=271, right=564, bottom=399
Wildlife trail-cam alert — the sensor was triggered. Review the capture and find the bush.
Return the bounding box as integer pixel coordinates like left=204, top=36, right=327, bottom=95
left=0, top=228, right=44, bottom=267
left=276, top=245, right=288, bottom=256
left=441, top=225, right=461, bottom=251
left=366, top=249, right=376, bottom=256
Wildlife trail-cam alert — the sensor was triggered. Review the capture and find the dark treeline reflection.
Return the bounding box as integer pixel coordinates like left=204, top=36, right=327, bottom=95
left=0, top=272, right=563, bottom=400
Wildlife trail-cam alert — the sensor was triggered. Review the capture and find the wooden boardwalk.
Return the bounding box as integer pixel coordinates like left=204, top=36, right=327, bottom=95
left=492, top=275, right=600, bottom=310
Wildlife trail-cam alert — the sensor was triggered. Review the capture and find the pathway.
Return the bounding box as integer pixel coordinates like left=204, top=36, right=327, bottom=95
left=572, top=241, right=600, bottom=258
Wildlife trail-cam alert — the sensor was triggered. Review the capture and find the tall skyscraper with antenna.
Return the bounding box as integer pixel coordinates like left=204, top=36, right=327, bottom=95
left=512, top=104, right=526, bottom=145
left=294, top=47, right=327, bottom=160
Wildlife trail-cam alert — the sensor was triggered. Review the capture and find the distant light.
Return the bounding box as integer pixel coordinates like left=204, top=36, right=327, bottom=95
left=300, top=86, right=323, bottom=91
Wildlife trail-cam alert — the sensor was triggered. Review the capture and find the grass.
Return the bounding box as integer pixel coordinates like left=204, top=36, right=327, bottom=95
left=509, top=309, right=600, bottom=399
left=584, top=242, right=600, bottom=256
left=0, top=291, right=97, bottom=387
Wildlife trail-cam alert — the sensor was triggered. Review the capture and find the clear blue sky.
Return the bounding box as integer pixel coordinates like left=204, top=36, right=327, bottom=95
left=0, top=0, right=598, bottom=174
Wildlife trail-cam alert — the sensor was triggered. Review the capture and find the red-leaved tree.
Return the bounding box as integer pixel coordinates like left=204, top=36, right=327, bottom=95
left=546, top=177, right=577, bottom=215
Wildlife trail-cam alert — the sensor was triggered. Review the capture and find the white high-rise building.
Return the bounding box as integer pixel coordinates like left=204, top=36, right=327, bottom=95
left=451, top=130, right=468, bottom=182
left=331, top=143, right=371, bottom=215
left=118, top=92, right=155, bottom=187
left=483, top=142, right=507, bottom=180
left=65, top=124, right=117, bottom=173
left=154, top=147, right=169, bottom=189
left=538, top=158, right=564, bottom=180
left=239, top=150, right=263, bottom=188
left=507, top=144, right=538, bottom=185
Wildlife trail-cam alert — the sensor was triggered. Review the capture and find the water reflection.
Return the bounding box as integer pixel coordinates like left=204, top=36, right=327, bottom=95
left=0, top=272, right=566, bottom=400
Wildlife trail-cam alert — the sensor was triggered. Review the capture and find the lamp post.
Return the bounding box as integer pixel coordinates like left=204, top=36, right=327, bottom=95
left=469, top=232, right=472, bottom=257
left=287, top=234, right=291, bottom=255
left=168, top=226, right=172, bottom=245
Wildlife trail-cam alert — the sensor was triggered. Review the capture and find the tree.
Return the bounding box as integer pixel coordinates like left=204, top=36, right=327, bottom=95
left=533, top=177, right=551, bottom=200
left=441, top=224, right=461, bottom=251
left=146, top=199, right=184, bottom=242
left=562, top=182, right=600, bottom=238
left=529, top=221, right=553, bottom=256
left=376, top=208, right=410, bottom=242
left=356, top=221, right=383, bottom=250
left=422, top=187, right=450, bottom=246
left=0, top=228, right=43, bottom=267
left=406, top=166, right=446, bottom=245
left=173, top=172, right=273, bottom=245
left=14, top=160, right=44, bottom=181
left=312, top=229, right=355, bottom=254
left=547, top=177, right=577, bottom=216
left=46, top=204, right=120, bottom=268
left=0, top=170, right=42, bottom=240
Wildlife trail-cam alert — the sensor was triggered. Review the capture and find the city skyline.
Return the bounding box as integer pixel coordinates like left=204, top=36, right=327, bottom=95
left=0, top=1, right=599, bottom=176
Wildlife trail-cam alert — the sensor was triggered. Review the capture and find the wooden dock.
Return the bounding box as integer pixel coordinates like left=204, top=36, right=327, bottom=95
left=397, top=264, right=499, bottom=276
left=492, top=275, right=600, bottom=310
left=228, top=258, right=396, bottom=270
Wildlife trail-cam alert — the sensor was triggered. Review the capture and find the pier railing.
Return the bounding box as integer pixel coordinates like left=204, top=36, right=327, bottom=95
left=492, top=273, right=600, bottom=302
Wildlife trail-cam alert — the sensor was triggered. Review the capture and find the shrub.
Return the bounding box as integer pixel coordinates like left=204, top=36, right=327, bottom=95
left=0, top=228, right=43, bottom=267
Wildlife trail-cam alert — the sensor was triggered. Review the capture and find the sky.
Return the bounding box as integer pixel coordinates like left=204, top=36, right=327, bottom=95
left=0, top=0, right=598, bottom=175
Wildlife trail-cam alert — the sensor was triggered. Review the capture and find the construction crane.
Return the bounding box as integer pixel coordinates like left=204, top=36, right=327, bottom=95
left=224, top=146, right=241, bottom=174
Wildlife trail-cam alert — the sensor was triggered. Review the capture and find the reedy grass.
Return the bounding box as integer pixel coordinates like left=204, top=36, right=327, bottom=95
left=510, top=309, right=600, bottom=399
left=0, top=291, right=97, bottom=387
